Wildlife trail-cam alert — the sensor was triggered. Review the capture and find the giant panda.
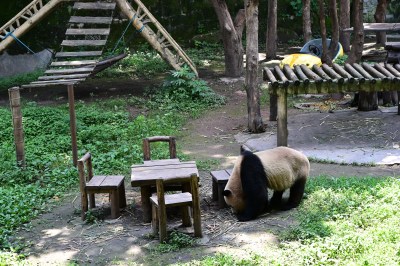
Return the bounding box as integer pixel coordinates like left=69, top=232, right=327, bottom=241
left=223, top=146, right=310, bottom=221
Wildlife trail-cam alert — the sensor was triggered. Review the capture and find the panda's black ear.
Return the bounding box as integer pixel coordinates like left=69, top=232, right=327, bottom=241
left=240, top=145, right=252, bottom=155
left=223, top=190, right=232, bottom=197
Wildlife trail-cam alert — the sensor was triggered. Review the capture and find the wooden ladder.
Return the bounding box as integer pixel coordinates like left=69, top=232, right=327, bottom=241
left=115, top=0, right=198, bottom=76
left=23, top=1, right=116, bottom=88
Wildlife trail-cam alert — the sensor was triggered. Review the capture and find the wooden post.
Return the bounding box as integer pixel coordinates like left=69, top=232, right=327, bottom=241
left=277, top=88, right=288, bottom=147
left=8, top=87, right=25, bottom=167
left=67, top=84, right=78, bottom=166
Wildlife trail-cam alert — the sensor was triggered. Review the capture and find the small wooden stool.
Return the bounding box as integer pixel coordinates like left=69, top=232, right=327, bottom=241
left=210, top=169, right=232, bottom=208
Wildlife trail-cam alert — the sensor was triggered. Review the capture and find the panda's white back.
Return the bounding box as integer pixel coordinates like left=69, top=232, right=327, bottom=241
left=255, top=147, right=310, bottom=191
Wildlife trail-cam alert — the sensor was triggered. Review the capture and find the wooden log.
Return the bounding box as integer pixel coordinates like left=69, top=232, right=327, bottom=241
left=283, top=64, right=300, bottom=85
left=333, top=63, right=355, bottom=83
left=293, top=65, right=310, bottom=84
left=384, top=63, right=400, bottom=78
left=67, top=84, right=78, bottom=167
left=352, top=63, right=376, bottom=83
left=344, top=63, right=366, bottom=83
left=263, top=67, right=279, bottom=87
left=312, top=65, right=332, bottom=82
left=321, top=64, right=345, bottom=83
left=8, top=87, right=25, bottom=167
left=300, top=64, right=323, bottom=82
left=362, top=63, right=389, bottom=82
left=267, top=83, right=277, bottom=122
left=374, top=63, right=400, bottom=82
left=273, top=66, right=291, bottom=86
left=277, top=88, right=288, bottom=147
left=394, top=64, right=400, bottom=72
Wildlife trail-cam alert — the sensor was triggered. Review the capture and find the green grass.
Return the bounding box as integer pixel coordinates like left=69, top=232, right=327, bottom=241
left=174, top=175, right=400, bottom=265
left=0, top=68, right=224, bottom=264
left=0, top=70, right=44, bottom=92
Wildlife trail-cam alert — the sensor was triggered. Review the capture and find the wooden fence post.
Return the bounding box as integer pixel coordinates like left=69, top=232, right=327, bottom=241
left=8, top=87, right=25, bottom=167
left=67, top=84, right=78, bottom=167
left=277, top=88, right=288, bottom=147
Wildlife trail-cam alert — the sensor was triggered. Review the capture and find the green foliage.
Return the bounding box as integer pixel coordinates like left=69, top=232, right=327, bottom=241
left=175, top=253, right=263, bottom=266
left=0, top=70, right=44, bottom=92
left=155, top=231, right=196, bottom=253
left=97, top=49, right=169, bottom=79
left=147, top=66, right=225, bottom=117
left=334, top=54, right=348, bottom=66
left=186, top=41, right=224, bottom=66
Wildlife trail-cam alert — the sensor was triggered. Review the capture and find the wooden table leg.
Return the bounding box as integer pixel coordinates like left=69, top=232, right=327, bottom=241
left=141, top=186, right=152, bottom=223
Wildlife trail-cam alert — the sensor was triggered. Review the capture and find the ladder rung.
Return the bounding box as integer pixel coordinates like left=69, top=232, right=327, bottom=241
left=45, top=67, right=94, bottom=75
left=69, top=16, right=112, bottom=25
left=61, top=40, right=107, bottom=47
left=65, top=28, right=110, bottom=35
left=73, top=2, right=116, bottom=10
left=30, top=78, right=85, bottom=84
left=55, top=51, right=103, bottom=58
left=51, top=60, right=97, bottom=67
left=38, top=74, right=90, bottom=80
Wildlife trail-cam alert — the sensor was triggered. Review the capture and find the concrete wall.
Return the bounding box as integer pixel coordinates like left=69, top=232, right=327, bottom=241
left=0, top=49, right=52, bottom=78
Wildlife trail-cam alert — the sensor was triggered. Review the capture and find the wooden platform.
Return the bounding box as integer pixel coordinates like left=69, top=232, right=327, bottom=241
left=263, top=63, right=400, bottom=146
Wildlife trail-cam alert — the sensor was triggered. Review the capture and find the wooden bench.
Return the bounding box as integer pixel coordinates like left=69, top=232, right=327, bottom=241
left=210, top=169, right=232, bottom=208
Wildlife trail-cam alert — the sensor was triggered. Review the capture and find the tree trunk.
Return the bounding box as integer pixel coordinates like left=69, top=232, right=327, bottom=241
left=328, top=0, right=340, bottom=63
left=245, top=0, right=264, bottom=133
left=210, top=0, right=244, bottom=77
left=339, top=0, right=351, bottom=52
left=374, top=0, right=390, bottom=45
left=234, top=9, right=246, bottom=40
left=266, top=0, right=277, bottom=60
left=302, top=0, right=312, bottom=43
left=318, top=0, right=331, bottom=64
left=347, top=0, right=364, bottom=64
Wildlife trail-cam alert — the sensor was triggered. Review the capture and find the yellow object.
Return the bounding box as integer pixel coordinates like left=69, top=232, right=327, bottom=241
left=280, top=54, right=322, bottom=68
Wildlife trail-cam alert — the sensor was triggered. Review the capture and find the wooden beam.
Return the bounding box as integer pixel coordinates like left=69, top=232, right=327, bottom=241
left=277, top=88, right=288, bottom=147
left=67, top=84, right=78, bottom=166
left=8, top=87, right=25, bottom=167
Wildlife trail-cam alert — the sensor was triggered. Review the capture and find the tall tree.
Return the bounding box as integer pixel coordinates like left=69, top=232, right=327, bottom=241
left=318, top=0, right=340, bottom=65
left=318, top=0, right=331, bottom=64
left=374, top=0, right=391, bottom=45
left=302, top=0, right=312, bottom=42
left=245, top=0, right=264, bottom=133
left=348, top=0, right=364, bottom=64
left=339, top=0, right=351, bottom=52
left=266, top=0, right=277, bottom=59
left=210, top=0, right=245, bottom=77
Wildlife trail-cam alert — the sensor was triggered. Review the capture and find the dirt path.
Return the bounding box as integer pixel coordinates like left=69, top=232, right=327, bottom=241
left=12, top=74, right=400, bottom=265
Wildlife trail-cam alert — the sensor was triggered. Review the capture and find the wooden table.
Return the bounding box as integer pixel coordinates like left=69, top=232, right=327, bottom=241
left=131, top=159, right=199, bottom=222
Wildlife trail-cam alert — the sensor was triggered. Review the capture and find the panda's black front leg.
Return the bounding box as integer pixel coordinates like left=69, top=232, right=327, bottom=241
left=269, top=190, right=284, bottom=210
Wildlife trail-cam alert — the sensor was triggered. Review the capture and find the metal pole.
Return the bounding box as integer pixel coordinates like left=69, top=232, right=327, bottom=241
left=67, top=84, right=78, bottom=166
left=8, top=87, right=25, bottom=167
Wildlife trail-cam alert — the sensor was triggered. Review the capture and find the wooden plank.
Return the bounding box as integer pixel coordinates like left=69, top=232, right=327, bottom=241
left=131, top=162, right=196, bottom=171
left=131, top=168, right=199, bottom=186
left=22, top=81, right=80, bottom=88
left=51, top=60, right=97, bottom=67
left=343, top=23, right=400, bottom=32
left=45, top=67, right=94, bottom=74
left=211, top=170, right=230, bottom=182
left=30, top=78, right=85, bottom=84
left=86, top=175, right=107, bottom=189
left=55, top=51, right=102, bottom=58
left=100, top=175, right=124, bottom=189
left=38, top=74, right=90, bottom=80
left=150, top=192, right=192, bottom=207
left=73, top=2, right=116, bottom=10
left=385, top=42, right=400, bottom=51
left=143, top=159, right=180, bottom=166
left=66, top=28, right=110, bottom=35
left=61, top=40, right=107, bottom=47
left=69, top=16, right=112, bottom=24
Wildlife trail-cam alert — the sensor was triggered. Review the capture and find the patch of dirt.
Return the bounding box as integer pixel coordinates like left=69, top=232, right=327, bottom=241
left=8, top=69, right=400, bottom=265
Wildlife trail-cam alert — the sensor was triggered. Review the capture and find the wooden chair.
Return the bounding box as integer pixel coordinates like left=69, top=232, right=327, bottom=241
left=150, top=173, right=202, bottom=242
left=78, top=152, right=127, bottom=220
left=143, top=136, right=177, bottom=161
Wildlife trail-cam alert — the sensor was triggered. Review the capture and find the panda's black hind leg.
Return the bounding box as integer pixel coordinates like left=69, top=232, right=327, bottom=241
left=282, top=178, right=306, bottom=211
left=269, top=190, right=284, bottom=210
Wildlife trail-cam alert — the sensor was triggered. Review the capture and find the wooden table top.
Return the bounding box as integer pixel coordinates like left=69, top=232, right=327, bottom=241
left=131, top=159, right=198, bottom=187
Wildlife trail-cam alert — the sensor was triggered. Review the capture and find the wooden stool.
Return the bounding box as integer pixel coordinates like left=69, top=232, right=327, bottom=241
left=150, top=173, right=202, bottom=242
left=78, top=152, right=127, bottom=220
left=210, top=169, right=232, bottom=208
